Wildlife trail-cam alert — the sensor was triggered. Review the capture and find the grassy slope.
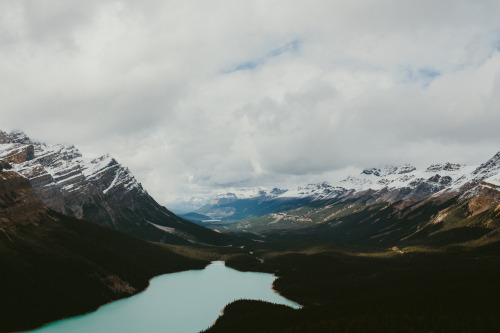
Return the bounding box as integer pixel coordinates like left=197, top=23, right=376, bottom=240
left=228, top=194, right=499, bottom=249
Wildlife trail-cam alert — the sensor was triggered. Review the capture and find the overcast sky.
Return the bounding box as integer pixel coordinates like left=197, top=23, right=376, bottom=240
left=1, top=0, right=500, bottom=209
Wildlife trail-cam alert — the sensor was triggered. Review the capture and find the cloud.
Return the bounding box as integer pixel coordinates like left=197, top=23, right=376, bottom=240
left=1, top=0, right=500, bottom=207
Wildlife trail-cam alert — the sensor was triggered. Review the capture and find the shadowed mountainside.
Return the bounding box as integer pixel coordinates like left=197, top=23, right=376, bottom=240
left=0, top=169, right=213, bottom=333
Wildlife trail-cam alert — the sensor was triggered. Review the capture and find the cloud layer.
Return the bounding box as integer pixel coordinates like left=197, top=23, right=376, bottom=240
left=1, top=0, right=500, bottom=207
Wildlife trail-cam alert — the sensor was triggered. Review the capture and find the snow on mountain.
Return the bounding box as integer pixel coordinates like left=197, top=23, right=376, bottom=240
left=210, top=183, right=347, bottom=203
left=209, top=187, right=281, bottom=203
left=0, top=132, right=147, bottom=215
left=453, top=152, right=500, bottom=199
left=484, top=175, right=500, bottom=187
left=197, top=161, right=484, bottom=218
left=279, top=182, right=348, bottom=201
left=0, top=130, right=228, bottom=245
left=471, top=152, right=500, bottom=182
left=339, top=163, right=477, bottom=194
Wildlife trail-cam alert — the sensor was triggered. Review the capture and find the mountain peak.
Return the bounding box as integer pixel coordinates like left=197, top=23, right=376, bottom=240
left=270, top=187, right=288, bottom=196
left=396, top=164, right=417, bottom=174
left=426, top=162, right=463, bottom=172
left=361, top=164, right=416, bottom=177
left=0, top=130, right=35, bottom=145
left=361, top=168, right=381, bottom=176
left=472, top=151, right=500, bottom=178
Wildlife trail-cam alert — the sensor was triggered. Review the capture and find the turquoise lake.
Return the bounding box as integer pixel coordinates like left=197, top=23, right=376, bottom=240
left=28, top=261, right=300, bottom=333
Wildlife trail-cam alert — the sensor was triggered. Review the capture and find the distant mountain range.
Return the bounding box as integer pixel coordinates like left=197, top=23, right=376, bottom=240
left=183, top=152, right=500, bottom=248
left=0, top=130, right=228, bottom=246
left=182, top=162, right=476, bottom=223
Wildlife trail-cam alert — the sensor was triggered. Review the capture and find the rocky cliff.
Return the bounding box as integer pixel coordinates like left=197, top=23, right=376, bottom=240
left=0, top=130, right=228, bottom=245
left=0, top=169, right=47, bottom=229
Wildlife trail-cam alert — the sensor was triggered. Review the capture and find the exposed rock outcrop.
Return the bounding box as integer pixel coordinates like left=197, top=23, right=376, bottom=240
left=0, top=170, right=47, bottom=228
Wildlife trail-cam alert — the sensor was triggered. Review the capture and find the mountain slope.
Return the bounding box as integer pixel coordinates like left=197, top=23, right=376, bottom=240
left=184, top=184, right=349, bottom=225
left=0, top=130, right=228, bottom=245
left=0, top=168, right=213, bottom=333
left=209, top=152, right=500, bottom=248
left=187, top=163, right=477, bottom=225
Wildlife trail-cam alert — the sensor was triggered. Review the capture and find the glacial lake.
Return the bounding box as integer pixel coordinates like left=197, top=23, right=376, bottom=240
left=28, top=261, right=300, bottom=333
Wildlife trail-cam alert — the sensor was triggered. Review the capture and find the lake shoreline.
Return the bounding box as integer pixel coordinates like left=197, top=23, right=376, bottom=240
left=21, top=262, right=212, bottom=333
left=25, top=261, right=298, bottom=333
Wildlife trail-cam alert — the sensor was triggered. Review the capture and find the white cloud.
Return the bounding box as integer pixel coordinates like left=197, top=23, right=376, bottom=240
left=1, top=0, right=500, bottom=207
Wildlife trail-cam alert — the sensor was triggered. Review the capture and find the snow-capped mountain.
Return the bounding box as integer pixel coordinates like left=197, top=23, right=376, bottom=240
left=208, top=187, right=288, bottom=205
left=453, top=152, right=500, bottom=203
left=339, top=163, right=476, bottom=194
left=0, top=130, right=228, bottom=245
left=467, top=152, right=500, bottom=188
left=185, top=156, right=500, bottom=224
left=278, top=182, right=348, bottom=201
left=205, top=152, right=500, bottom=248
left=202, top=162, right=478, bottom=205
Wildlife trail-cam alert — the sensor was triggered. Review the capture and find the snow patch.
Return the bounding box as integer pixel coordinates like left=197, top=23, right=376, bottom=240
left=148, top=222, right=178, bottom=235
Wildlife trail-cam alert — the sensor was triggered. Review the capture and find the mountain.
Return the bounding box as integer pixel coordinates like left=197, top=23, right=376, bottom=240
left=0, top=167, right=211, bottom=333
left=185, top=163, right=474, bottom=225
left=192, top=153, right=500, bottom=248
left=0, top=130, right=228, bottom=245
left=182, top=184, right=349, bottom=225
left=202, top=154, right=500, bottom=333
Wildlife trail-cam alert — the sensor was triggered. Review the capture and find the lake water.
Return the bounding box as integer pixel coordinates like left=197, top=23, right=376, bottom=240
left=28, top=261, right=300, bottom=333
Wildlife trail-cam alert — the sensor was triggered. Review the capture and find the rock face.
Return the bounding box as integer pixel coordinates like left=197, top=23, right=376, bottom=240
left=0, top=170, right=47, bottom=228
left=0, top=130, right=227, bottom=245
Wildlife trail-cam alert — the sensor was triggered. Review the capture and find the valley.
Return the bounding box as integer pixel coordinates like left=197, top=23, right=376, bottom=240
left=2, top=1, right=500, bottom=331
left=1, top=130, right=500, bottom=332
left=197, top=152, right=500, bottom=332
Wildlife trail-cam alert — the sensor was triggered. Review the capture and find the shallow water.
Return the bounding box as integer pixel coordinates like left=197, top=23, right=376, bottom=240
left=28, top=261, right=300, bottom=333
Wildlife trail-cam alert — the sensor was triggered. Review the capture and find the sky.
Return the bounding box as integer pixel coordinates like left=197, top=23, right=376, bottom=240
left=1, top=0, right=500, bottom=211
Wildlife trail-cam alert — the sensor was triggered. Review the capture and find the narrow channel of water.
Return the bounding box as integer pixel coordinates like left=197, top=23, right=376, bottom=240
left=28, top=261, right=300, bottom=333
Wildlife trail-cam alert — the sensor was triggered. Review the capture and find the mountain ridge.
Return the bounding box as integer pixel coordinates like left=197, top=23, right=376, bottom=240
left=212, top=151, right=500, bottom=249
left=183, top=151, right=500, bottom=250
left=184, top=159, right=484, bottom=224
left=0, top=130, right=229, bottom=245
